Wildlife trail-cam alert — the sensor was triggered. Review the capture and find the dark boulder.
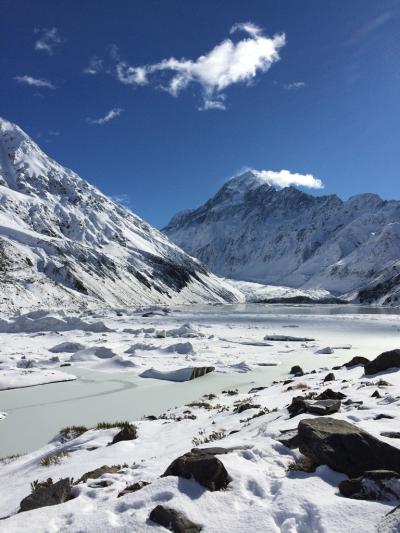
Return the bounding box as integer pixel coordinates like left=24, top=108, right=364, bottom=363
left=342, top=356, right=369, bottom=368
left=110, top=424, right=137, bottom=445
left=372, top=390, right=382, bottom=398
left=288, top=396, right=340, bottom=418
left=364, top=349, right=400, bottom=375
left=339, top=470, right=400, bottom=501
left=298, top=417, right=400, bottom=477
left=289, top=365, right=304, bottom=377
left=76, top=465, right=121, bottom=484
left=19, top=478, right=73, bottom=513
left=316, top=389, right=346, bottom=400
left=276, top=428, right=299, bottom=449
left=149, top=505, right=202, bottom=532
left=118, top=480, right=150, bottom=497
left=162, top=450, right=230, bottom=491
left=323, top=372, right=335, bottom=382
left=381, top=432, right=400, bottom=439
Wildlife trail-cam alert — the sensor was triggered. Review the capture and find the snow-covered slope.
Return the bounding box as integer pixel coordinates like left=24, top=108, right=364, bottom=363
left=163, top=171, right=400, bottom=305
left=0, top=117, right=242, bottom=310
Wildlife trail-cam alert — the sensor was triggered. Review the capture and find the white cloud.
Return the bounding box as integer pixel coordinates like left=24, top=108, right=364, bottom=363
left=14, top=75, right=55, bottom=89
left=253, top=169, right=324, bottom=189
left=87, top=108, right=123, bottom=125
left=114, top=22, right=285, bottom=109
left=84, top=56, right=103, bottom=75
left=34, top=27, right=62, bottom=55
left=283, top=81, right=306, bottom=90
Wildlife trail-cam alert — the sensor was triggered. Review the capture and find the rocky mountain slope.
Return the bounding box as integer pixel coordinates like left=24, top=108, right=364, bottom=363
left=0, top=117, right=241, bottom=311
left=163, top=172, right=400, bottom=305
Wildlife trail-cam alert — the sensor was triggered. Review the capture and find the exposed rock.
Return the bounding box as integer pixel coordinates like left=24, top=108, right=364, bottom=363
left=316, top=388, right=346, bottom=400
left=364, top=349, right=400, bottom=375
left=276, top=428, right=300, bottom=449
left=304, top=399, right=341, bottom=415
left=288, top=396, right=340, bottom=418
left=118, top=480, right=150, bottom=497
left=298, top=417, right=400, bottom=477
left=381, top=432, right=400, bottom=439
left=377, top=505, right=400, bottom=532
left=76, top=465, right=121, bottom=484
left=264, top=335, right=314, bottom=342
left=234, top=402, right=261, bottom=414
left=315, top=347, right=334, bottom=354
left=339, top=470, right=400, bottom=501
left=87, top=479, right=113, bottom=488
left=375, top=414, right=395, bottom=420
left=289, top=365, right=304, bottom=376
left=49, top=341, right=86, bottom=353
left=248, top=386, right=267, bottom=394
left=372, top=390, right=382, bottom=398
left=323, top=372, right=335, bottom=382
left=110, top=425, right=137, bottom=445
left=149, top=505, right=202, bottom=532
left=343, top=356, right=369, bottom=368
left=19, top=478, right=73, bottom=512
left=162, top=450, right=230, bottom=491
left=190, top=367, right=215, bottom=380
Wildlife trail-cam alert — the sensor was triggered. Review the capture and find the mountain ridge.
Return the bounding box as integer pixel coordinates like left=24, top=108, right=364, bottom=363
left=0, top=117, right=242, bottom=311
left=163, top=171, right=400, bottom=305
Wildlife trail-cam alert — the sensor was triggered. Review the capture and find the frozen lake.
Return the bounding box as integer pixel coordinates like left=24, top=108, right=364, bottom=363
left=0, top=304, right=399, bottom=457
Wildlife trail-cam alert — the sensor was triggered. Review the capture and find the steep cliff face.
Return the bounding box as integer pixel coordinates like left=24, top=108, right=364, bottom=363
left=164, top=171, right=400, bottom=305
left=0, top=117, right=240, bottom=310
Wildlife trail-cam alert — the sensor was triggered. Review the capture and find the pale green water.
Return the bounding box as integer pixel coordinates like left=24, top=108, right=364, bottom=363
left=0, top=304, right=399, bottom=457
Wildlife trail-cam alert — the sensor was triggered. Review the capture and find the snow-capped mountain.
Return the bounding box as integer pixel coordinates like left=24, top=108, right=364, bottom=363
left=0, top=117, right=241, bottom=310
left=163, top=171, right=400, bottom=305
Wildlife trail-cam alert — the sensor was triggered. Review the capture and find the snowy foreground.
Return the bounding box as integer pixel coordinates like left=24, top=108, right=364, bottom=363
left=0, top=304, right=400, bottom=532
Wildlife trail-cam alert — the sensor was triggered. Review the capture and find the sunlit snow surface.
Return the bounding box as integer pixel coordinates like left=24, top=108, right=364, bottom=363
left=0, top=304, right=399, bottom=532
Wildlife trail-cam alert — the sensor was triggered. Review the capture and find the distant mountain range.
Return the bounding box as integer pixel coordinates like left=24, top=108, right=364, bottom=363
left=163, top=171, right=400, bottom=305
left=0, top=117, right=240, bottom=311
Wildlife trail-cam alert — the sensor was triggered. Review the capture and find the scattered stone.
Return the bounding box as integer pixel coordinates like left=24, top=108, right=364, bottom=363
left=289, top=365, right=304, bottom=376
left=315, top=347, right=334, bottom=354
left=162, top=449, right=230, bottom=491
left=298, top=417, right=400, bottom=477
left=76, top=465, right=121, bottom=484
left=234, top=402, right=261, bottom=414
left=364, top=350, right=400, bottom=375
left=316, top=388, right=346, bottom=400
left=377, top=505, right=400, bottom=533
left=59, top=363, right=71, bottom=367
left=343, top=399, right=363, bottom=406
left=118, top=480, right=150, bottom=497
left=304, top=399, right=341, bottom=415
left=264, top=335, right=315, bottom=342
left=149, top=505, right=202, bottom=532
left=276, top=428, right=299, bottom=449
left=372, top=390, right=382, bottom=398
left=87, top=479, right=113, bottom=488
left=288, top=396, right=340, bottom=417
left=110, top=425, right=137, bottom=445
left=375, top=414, right=395, bottom=420
left=342, top=356, right=369, bottom=368
left=19, top=478, right=73, bottom=512
left=49, top=341, right=86, bottom=353
left=381, top=432, right=400, bottom=439
left=283, top=379, right=293, bottom=385
left=339, top=470, right=400, bottom=501
left=248, top=386, right=267, bottom=394
left=323, top=372, right=335, bottom=382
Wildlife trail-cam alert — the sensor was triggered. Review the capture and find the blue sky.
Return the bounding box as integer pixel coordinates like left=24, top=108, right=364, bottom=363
left=1, top=0, right=399, bottom=228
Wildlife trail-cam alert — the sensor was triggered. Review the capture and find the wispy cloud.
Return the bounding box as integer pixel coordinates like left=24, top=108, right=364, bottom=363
left=283, top=81, right=306, bottom=90
left=87, top=107, right=123, bottom=125
left=114, top=22, right=285, bottom=110
left=84, top=56, right=103, bottom=75
left=253, top=169, right=324, bottom=189
left=14, top=75, right=55, bottom=89
left=34, top=27, right=63, bottom=55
